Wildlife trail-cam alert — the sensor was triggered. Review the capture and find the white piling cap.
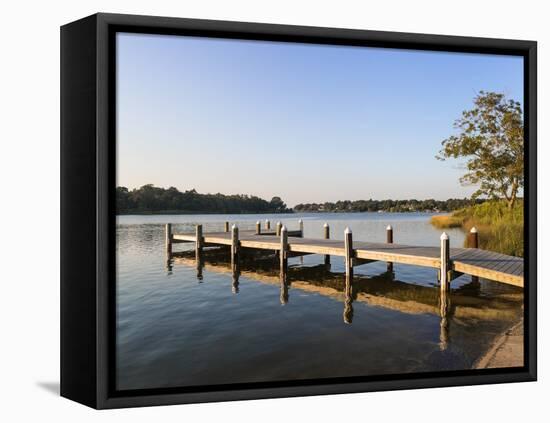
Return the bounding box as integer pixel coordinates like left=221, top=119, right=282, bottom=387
left=256, top=221, right=260, bottom=225
left=323, top=222, right=329, bottom=227
left=470, top=226, right=478, bottom=233
left=345, top=227, right=352, bottom=234
left=440, top=232, right=449, bottom=240
left=232, top=224, right=237, bottom=230
left=281, top=225, right=287, bottom=232
left=299, top=219, right=303, bottom=223
left=277, top=221, right=281, bottom=225
left=265, top=219, right=269, bottom=223
left=386, top=225, right=392, bottom=231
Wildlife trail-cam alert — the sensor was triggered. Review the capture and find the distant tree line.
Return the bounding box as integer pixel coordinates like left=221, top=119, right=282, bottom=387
left=294, top=198, right=484, bottom=213
left=116, top=184, right=291, bottom=214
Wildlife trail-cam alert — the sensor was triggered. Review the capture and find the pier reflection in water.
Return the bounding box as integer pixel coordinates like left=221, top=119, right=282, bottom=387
left=170, top=245, right=517, bottom=352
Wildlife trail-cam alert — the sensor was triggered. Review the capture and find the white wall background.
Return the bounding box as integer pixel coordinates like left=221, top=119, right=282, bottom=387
left=1, top=0, right=546, bottom=420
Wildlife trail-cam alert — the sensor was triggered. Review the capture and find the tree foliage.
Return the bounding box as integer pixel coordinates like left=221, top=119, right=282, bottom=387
left=294, top=198, right=481, bottom=213
left=437, top=91, right=523, bottom=209
left=116, top=185, right=291, bottom=214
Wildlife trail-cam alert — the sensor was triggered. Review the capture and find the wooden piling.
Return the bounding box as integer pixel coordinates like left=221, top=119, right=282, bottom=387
left=467, top=226, right=479, bottom=248
left=255, top=221, right=261, bottom=235
left=274, top=221, right=281, bottom=259
left=265, top=219, right=271, bottom=230
left=468, top=227, right=479, bottom=283
left=344, top=227, right=353, bottom=291
left=231, top=225, right=239, bottom=271
left=165, top=223, right=173, bottom=272
left=224, top=221, right=229, bottom=233
left=386, top=225, right=393, bottom=243
left=343, top=227, right=353, bottom=323
left=343, top=227, right=354, bottom=324
left=439, top=231, right=453, bottom=345
left=195, top=224, right=203, bottom=260
left=298, top=219, right=304, bottom=263
left=386, top=225, right=394, bottom=272
left=280, top=225, right=288, bottom=273
left=194, top=224, right=203, bottom=280
left=165, top=223, right=172, bottom=255
left=440, top=232, right=450, bottom=292
left=439, top=243, right=451, bottom=351
left=323, top=223, right=330, bottom=266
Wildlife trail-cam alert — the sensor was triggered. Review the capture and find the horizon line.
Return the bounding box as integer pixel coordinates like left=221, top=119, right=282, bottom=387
left=115, top=184, right=494, bottom=205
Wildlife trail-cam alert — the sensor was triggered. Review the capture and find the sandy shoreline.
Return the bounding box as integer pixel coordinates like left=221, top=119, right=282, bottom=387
left=475, top=318, right=524, bottom=369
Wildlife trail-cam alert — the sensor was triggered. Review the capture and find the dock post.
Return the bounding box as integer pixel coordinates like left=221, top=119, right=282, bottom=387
left=344, top=227, right=353, bottom=322
left=280, top=225, right=288, bottom=274
left=439, top=232, right=450, bottom=292
left=439, top=231, right=451, bottom=348
left=195, top=224, right=203, bottom=259
left=165, top=223, right=172, bottom=255
left=386, top=225, right=394, bottom=273
left=344, top=228, right=353, bottom=289
left=231, top=225, right=239, bottom=273
left=467, top=227, right=479, bottom=283
left=224, top=221, right=229, bottom=233
left=323, top=223, right=330, bottom=266
left=165, top=223, right=173, bottom=271
left=343, top=228, right=354, bottom=324
left=265, top=219, right=271, bottom=230
left=195, top=224, right=203, bottom=281
left=255, top=221, right=261, bottom=235
left=467, top=226, right=479, bottom=248
left=297, top=219, right=304, bottom=264
left=276, top=221, right=282, bottom=236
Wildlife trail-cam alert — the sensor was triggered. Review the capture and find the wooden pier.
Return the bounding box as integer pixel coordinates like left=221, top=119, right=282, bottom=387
left=165, top=220, right=524, bottom=288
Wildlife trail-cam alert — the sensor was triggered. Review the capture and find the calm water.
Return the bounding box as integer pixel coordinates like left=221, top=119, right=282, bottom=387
left=116, top=212, right=523, bottom=390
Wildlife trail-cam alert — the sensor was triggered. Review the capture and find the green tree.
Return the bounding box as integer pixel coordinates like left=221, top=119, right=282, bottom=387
left=437, top=91, right=523, bottom=209
left=116, top=186, right=131, bottom=212
left=115, top=185, right=292, bottom=214
left=269, top=196, right=287, bottom=212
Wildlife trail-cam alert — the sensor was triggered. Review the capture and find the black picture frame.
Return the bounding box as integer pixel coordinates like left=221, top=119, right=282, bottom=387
left=60, top=12, right=537, bottom=409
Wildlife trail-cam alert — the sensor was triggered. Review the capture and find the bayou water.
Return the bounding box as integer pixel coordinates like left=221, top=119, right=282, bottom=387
left=116, top=212, right=523, bottom=390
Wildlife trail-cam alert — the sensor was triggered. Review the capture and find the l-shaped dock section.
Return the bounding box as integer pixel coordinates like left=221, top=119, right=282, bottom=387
left=165, top=220, right=524, bottom=289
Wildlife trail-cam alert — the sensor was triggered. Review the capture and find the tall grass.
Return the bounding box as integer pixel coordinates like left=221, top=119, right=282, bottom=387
left=430, top=200, right=524, bottom=257
left=430, top=215, right=463, bottom=229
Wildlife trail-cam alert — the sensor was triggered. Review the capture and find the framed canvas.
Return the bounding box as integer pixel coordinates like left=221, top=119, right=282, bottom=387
left=60, top=13, right=537, bottom=409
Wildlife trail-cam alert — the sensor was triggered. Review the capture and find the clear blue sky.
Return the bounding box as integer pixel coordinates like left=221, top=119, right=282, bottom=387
left=116, top=33, right=523, bottom=207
